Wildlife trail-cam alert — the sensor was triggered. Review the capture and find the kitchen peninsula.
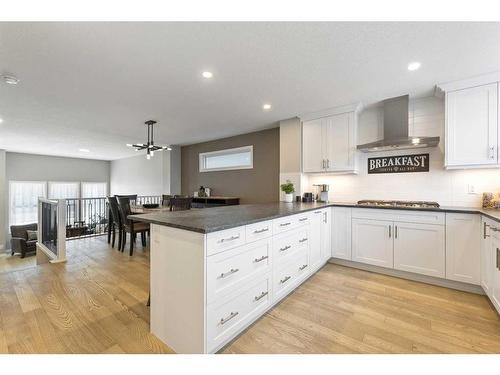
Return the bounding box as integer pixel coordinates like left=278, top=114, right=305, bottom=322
left=133, top=202, right=500, bottom=354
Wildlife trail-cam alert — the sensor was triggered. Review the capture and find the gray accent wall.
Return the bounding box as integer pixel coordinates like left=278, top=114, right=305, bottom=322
left=181, top=128, right=280, bottom=204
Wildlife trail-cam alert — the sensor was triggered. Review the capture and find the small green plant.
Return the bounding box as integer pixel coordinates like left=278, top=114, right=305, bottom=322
left=280, top=180, right=295, bottom=194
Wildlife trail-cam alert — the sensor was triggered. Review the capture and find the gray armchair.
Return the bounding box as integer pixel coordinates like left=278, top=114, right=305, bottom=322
left=10, top=223, right=38, bottom=258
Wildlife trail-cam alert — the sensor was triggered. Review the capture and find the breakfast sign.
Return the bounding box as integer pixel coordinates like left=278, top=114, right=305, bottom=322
left=368, top=153, right=429, bottom=174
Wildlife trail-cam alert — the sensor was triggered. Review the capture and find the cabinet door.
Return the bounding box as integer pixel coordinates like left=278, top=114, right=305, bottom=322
left=325, top=112, right=356, bottom=171
left=309, top=211, right=322, bottom=271
left=331, top=207, right=352, bottom=260
left=302, top=119, right=325, bottom=172
left=445, top=213, right=480, bottom=285
left=352, top=218, right=393, bottom=268
left=393, top=222, right=445, bottom=278
left=320, top=208, right=332, bottom=262
left=491, top=236, right=500, bottom=313
left=446, top=83, right=498, bottom=166
left=481, top=218, right=493, bottom=296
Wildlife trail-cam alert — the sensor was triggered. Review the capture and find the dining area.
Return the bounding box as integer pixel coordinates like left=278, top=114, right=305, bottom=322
left=106, top=195, right=194, bottom=256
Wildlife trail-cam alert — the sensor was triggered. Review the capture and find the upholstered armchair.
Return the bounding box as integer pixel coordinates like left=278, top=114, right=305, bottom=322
left=10, top=223, right=38, bottom=258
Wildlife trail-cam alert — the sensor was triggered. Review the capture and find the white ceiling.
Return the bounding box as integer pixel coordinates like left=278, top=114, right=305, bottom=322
left=1, top=22, right=500, bottom=160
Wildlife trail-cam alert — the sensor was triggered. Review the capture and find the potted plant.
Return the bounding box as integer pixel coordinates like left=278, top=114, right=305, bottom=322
left=280, top=180, right=295, bottom=203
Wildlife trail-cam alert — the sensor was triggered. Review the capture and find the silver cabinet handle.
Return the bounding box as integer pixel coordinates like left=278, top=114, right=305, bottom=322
left=254, top=255, right=268, bottom=263
left=299, top=264, right=308, bottom=271
left=218, top=235, right=240, bottom=243
left=322, top=159, right=326, bottom=169
left=253, top=228, right=269, bottom=234
left=323, top=212, right=327, bottom=223
left=484, top=222, right=490, bottom=239
left=299, top=217, right=308, bottom=222
left=395, top=225, right=398, bottom=239
left=254, top=291, right=268, bottom=301
left=326, top=159, right=330, bottom=169
left=220, top=311, right=239, bottom=325
left=299, top=238, right=308, bottom=243
left=497, top=248, right=500, bottom=270
left=219, top=268, right=239, bottom=278
left=489, top=146, right=496, bottom=159
left=314, top=210, right=322, bottom=214
left=280, top=245, right=291, bottom=252
left=280, top=275, right=291, bottom=284
left=280, top=222, right=291, bottom=227
left=389, top=225, right=391, bottom=238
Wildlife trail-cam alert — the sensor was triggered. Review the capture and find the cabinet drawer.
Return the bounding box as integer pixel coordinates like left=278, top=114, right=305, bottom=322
left=207, top=274, right=271, bottom=353
left=207, top=226, right=246, bottom=256
left=273, top=252, right=309, bottom=302
left=207, top=238, right=272, bottom=303
left=351, top=208, right=445, bottom=225
left=245, top=220, right=273, bottom=243
left=273, top=227, right=309, bottom=265
left=273, top=214, right=306, bottom=234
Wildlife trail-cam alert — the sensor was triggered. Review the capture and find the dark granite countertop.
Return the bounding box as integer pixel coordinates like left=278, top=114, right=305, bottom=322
left=131, top=201, right=500, bottom=233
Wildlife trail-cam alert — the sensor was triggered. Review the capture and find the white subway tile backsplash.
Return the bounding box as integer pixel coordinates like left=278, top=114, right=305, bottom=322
left=307, top=96, right=500, bottom=207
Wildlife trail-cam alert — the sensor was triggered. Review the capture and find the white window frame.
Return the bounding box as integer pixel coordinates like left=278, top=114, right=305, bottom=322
left=199, top=145, right=254, bottom=172
left=8, top=180, right=47, bottom=226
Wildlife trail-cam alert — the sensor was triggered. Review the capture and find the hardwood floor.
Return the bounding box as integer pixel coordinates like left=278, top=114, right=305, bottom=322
left=1, top=236, right=500, bottom=353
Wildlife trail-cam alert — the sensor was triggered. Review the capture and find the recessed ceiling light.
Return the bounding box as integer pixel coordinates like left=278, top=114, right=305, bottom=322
left=407, top=62, right=421, bottom=71
left=0, top=118, right=3, bottom=124
left=262, top=103, right=272, bottom=111
left=202, top=71, right=213, bottom=79
left=79, top=148, right=90, bottom=153
left=2, top=74, right=20, bottom=85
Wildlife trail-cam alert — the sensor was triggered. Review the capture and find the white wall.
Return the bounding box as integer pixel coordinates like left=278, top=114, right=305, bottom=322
left=110, top=146, right=181, bottom=196
left=307, top=96, right=500, bottom=207
left=0, top=150, right=6, bottom=250
left=3, top=152, right=111, bottom=250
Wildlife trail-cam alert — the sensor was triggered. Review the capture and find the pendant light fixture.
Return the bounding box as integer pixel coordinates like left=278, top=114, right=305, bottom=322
left=126, top=120, right=172, bottom=159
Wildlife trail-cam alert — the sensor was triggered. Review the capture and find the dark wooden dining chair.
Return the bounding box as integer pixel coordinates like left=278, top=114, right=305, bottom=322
left=162, top=194, right=172, bottom=207
left=170, top=197, right=193, bottom=211
left=115, top=194, right=138, bottom=205
left=116, top=196, right=150, bottom=256
left=106, top=196, right=123, bottom=250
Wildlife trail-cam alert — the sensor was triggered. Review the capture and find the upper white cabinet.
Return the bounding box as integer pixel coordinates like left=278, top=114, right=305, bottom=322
left=301, top=104, right=360, bottom=174
left=439, top=74, right=500, bottom=169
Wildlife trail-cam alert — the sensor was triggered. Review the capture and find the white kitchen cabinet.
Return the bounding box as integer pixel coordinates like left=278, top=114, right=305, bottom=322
left=445, top=213, right=480, bottom=285
left=393, top=222, right=445, bottom=278
left=301, top=104, right=360, bottom=173
left=481, top=217, right=494, bottom=296
left=444, top=82, right=499, bottom=168
left=491, top=233, right=500, bottom=313
left=331, top=207, right=352, bottom=260
left=302, top=118, right=325, bottom=173
left=309, top=208, right=331, bottom=271
left=352, top=218, right=393, bottom=268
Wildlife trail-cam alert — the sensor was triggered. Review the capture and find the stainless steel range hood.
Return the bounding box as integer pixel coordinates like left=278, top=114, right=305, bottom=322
left=357, top=95, right=440, bottom=152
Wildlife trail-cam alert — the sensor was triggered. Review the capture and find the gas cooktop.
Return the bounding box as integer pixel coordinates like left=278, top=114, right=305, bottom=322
left=356, top=200, right=440, bottom=208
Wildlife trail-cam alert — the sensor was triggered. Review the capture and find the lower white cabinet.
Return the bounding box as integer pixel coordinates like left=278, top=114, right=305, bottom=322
left=393, top=221, right=445, bottom=278
left=352, top=218, right=393, bottom=268
left=331, top=207, right=352, bottom=260
left=445, top=213, right=481, bottom=285
left=491, top=234, right=500, bottom=312
left=481, top=217, right=494, bottom=296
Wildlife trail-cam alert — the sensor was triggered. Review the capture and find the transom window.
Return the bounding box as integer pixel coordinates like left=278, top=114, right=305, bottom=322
left=199, top=145, right=253, bottom=172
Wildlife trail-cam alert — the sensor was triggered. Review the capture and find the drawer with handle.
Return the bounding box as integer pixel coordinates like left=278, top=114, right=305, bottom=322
left=273, top=213, right=309, bottom=235
left=245, top=220, right=273, bottom=243
left=207, top=226, right=246, bottom=256
left=207, top=238, right=272, bottom=303
left=206, top=274, right=271, bottom=353
left=273, top=252, right=309, bottom=302
left=273, top=228, right=309, bottom=265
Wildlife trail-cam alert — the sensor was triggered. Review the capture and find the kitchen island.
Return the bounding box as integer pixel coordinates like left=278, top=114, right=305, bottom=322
left=133, top=202, right=500, bottom=353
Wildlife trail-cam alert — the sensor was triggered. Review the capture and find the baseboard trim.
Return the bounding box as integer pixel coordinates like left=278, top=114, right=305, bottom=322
left=328, top=258, right=485, bottom=295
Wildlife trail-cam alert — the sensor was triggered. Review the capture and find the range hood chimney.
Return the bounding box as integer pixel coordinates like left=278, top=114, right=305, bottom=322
left=357, top=95, right=440, bottom=152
